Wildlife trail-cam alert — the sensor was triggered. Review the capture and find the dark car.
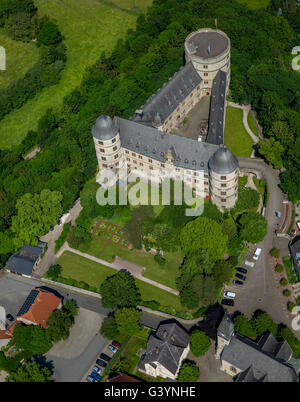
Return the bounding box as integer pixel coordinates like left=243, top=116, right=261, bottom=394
left=221, top=298, right=234, bottom=306
left=100, top=353, right=111, bottom=362
left=236, top=267, right=247, bottom=274
left=232, top=279, right=244, bottom=286
left=96, top=359, right=107, bottom=368
left=86, top=375, right=97, bottom=383
left=235, top=273, right=247, bottom=281
left=6, top=314, right=14, bottom=322
left=90, top=372, right=101, bottom=381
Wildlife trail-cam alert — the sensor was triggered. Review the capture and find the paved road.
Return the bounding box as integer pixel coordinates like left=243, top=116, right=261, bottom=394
left=227, top=157, right=299, bottom=332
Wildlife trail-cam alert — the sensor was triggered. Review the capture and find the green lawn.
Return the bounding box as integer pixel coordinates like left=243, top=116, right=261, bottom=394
left=247, top=112, right=259, bottom=137
left=78, top=236, right=183, bottom=289
left=224, top=106, right=254, bottom=157
left=0, top=0, right=152, bottom=149
left=236, top=0, right=270, bottom=9
left=56, top=250, right=183, bottom=310
left=0, top=31, right=39, bottom=89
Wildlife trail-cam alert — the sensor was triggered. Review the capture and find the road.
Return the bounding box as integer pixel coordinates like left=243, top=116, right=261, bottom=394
left=227, top=157, right=298, bottom=331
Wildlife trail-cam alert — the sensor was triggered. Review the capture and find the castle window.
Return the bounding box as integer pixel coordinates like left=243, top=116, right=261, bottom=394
left=132, top=152, right=136, bottom=157
left=204, top=81, right=208, bottom=84
left=139, top=162, right=143, bottom=166
left=103, top=164, right=107, bottom=168
left=204, top=73, right=208, bottom=76
left=221, top=176, right=227, bottom=180
left=100, top=148, right=105, bottom=153
left=203, top=65, right=208, bottom=69
left=112, top=138, right=116, bottom=144
left=175, top=168, right=180, bottom=172
left=133, top=160, right=137, bottom=164
left=148, top=159, right=152, bottom=163
left=149, top=166, right=153, bottom=170
left=221, top=191, right=226, bottom=195
left=126, top=157, right=130, bottom=162
left=125, top=150, right=129, bottom=154
left=204, top=181, right=208, bottom=185
left=113, top=146, right=117, bottom=151
left=138, top=155, right=143, bottom=159
left=204, top=173, right=208, bottom=178
left=221, top=183, right=227, bottom=188
left=161, top=163, right=165, bottom=168
left=114, top=154, right=118, bottom=159
left=221, top=199, right=226, bottom=202
left=101, top=157, right=106, bottom=161
left=98, top=141, right=103, bottom=145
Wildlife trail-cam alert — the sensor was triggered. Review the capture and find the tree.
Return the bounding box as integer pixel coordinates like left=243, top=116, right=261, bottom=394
left=270, top=248, right=280, bottom=258
left=191, top=274, right=217, bottom=306
left=37, top=21, right=62, bottom=46
left=63, top=300, right=79, bottom=319
left=100, top=272, right=141, bottom=309
left=177, top=361, right=200, bottom=382
left=114, top=308, right=142, bottom=336
left=275, top=264, right=284, bottom=273
left=258, top=138, right=284, bottom=169
left=46, top=309, right=72, bottom=343
left=233, top=314, right=257, bottom=338
left=100, top=316, right=120, bottom=340
left=13, top=324, right=52, bottom=356
left=180, top=217, right=228, bottom=260
left=283, top=289, right=291, bottom=297
left=180, top=287, right=199, bottom=310
left=190, top=330, right=211, bottom=357
left=6, top=361, right=51, bottom=382
left=280, top=278, right=288, bottom=286
left=254, top=312, right=278, bottom=337
left=45, top=264, right=61, bottom=281
left=239, top=212, right=267, bottom=244
left=212, top=259, right=233, bottom=288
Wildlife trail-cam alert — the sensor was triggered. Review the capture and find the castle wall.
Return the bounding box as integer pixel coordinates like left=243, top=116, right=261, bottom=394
left=209, top=169, right=238, bottom=210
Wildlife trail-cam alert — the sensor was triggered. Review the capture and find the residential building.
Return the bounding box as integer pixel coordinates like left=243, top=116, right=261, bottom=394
left=216, top=313, right=298, bottom=382
left=138, top=321, right=190, bottom=380
left=289, top=236, right=300, bottom=280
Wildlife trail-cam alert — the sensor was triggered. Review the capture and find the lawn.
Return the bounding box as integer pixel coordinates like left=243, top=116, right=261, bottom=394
left=282, top=256, right=298, bottom=284
left=236, top=0, right=270, bottom=9
left=56, top=250, right=183, bottom=310
left=247, top=112, right=259, bottom=137
left=77, top=236, right=183, bottom=289
left=0, top=30, right=39, bottom=89
left=120, top=336, right=147, bottom=374
left=224, top=106, right=254, bottom=157
left=0, top=0, right=152, bottom=149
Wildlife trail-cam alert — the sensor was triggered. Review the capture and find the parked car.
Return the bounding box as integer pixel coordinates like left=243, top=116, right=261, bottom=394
left=232, top=279, right=244, bottom=286
left=224, top=291, right=236, bottom=299
left=108, top=345, right=118, bottom=354
left=92, top=365, right=102, bottom=374
left=90, top=372, right=101, bottom=381
left=112, top=340, right=121, bottom=349
left=86, top=375, right=97, bottom=382
left=253, top=248, right=262, bottom=260
left=235, top=273, right=247, bottom=281
left=100, top=353, right=111, bottom=362
left=237, top=267, right=247, bottom=274
left=6, top=314, right=14, bottom=322
left=96, top=359, right=107, bottom=368
left=221, top=298, right=234, bottom=306
left=245, top=260, right=255, bottom=268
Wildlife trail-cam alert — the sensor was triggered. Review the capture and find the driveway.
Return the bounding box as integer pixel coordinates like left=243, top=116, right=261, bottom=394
left=46, top=308, right=107, bottom=382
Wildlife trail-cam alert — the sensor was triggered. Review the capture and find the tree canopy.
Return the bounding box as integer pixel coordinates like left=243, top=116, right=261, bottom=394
left=239, top=212, right=268, bottom=244
left=190, top=330, right=211, bottom=357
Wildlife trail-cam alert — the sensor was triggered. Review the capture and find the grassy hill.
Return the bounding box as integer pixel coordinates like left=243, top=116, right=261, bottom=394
left=0, top=0, right=152, bottom=149
left=0, top=30, right=39, bottom=89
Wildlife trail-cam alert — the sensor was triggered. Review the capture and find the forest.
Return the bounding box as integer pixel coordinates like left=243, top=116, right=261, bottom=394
left=0, top=0, right=299, bottom=266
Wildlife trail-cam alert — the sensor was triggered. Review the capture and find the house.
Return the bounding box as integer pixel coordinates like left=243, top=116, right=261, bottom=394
left=5, top=242, right=47, bottom=278
left=92, top=29, right=240, bottom=212
left=289, top=236, right=300, bottom=280
left=138, top=321, right=190, bottom=380
left=216, top=313, right=298, bottom=382
left=16, top=287, right=62, bottom=328
left=109, top=373, right=142, bottom=382
left=0, top=321, right=19, bottom=348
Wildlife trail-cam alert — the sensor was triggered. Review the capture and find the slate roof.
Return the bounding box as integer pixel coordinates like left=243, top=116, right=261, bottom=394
left=117, top=117, right=219, bottom=172
left=221, top=334, right=298, bottom=382
left=217, top=313, right=235, bottom=341
left=138, top=321, right=190, bottom=376
left=206, top=70, right=227, bottom=145
left=289, top=236, right=300, bottom=280
left=186, top=30, right=229, bottom=59
left=131, top=62, right=202, bottom=127
left=92, top=115, right=119, bottom=141
left=5, top=244, right=44, bottom=276
left=208, top=144, right=238, bottom=174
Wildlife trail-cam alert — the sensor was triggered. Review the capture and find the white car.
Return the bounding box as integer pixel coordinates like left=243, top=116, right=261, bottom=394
left=253, top=248, right=262, bottom=260
left=108, top=344, right=118, bottom=354
left=224, top=291, right=236, bottom=299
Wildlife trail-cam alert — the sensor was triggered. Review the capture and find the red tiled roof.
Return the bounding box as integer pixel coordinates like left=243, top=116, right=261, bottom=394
left=17, top=288, right=61, bottom=328
left=109, top=373, right=141, bottom=383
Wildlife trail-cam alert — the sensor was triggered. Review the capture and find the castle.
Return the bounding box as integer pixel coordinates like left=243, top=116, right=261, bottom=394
left=92, top=28, right=239, bottom=211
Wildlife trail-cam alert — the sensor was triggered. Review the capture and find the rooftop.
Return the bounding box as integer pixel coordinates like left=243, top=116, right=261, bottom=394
left=186, top=29, right=229, bottom=59
left=5, top=244, right=45, bottom=276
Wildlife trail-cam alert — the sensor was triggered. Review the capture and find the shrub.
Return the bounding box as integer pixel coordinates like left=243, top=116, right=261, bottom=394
left=287, top=301, right=296, bottom=312
left=154, top=253, right=166, bottom=266
left=275, top=264, right=284, bottom=273
left=177, top=361, right=200, bottom=382
left=270, top=248, right=280, bottom=258
left=141, top=300, right=160, bottom=310
left=190, top=330, right=211, bottom=357
left=45, top=263, right=61, bottom=281
left=283, top=289, right=291, bottom=297
left=280, top=278, right=288, bottom=286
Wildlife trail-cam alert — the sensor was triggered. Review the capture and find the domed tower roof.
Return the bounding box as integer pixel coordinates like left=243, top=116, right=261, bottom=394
left=92, top=115, right=119, bottom=141
left=209, top=145, right=238, bottom=174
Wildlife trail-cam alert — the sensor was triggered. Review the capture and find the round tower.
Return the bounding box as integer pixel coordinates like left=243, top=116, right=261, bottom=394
left=92, top=115, right=122, bottom=173
left=185, top=28, right=230, bottom=95
left=209, top=145, right=238, bottom=211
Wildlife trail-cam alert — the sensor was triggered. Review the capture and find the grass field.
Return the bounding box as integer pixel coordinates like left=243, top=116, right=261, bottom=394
left=77, top=236, right=183, bottom=289
left=236, top=0, right=270, bottom=9
left=0, top=0, right=152, bottom=149
left=224, top=106, right=253, bottom=157
left=56, top=250, right=183, bottom=310
left=0, top=31, right=39, bottom=89
left=247, top=112, right=259, bottom=137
